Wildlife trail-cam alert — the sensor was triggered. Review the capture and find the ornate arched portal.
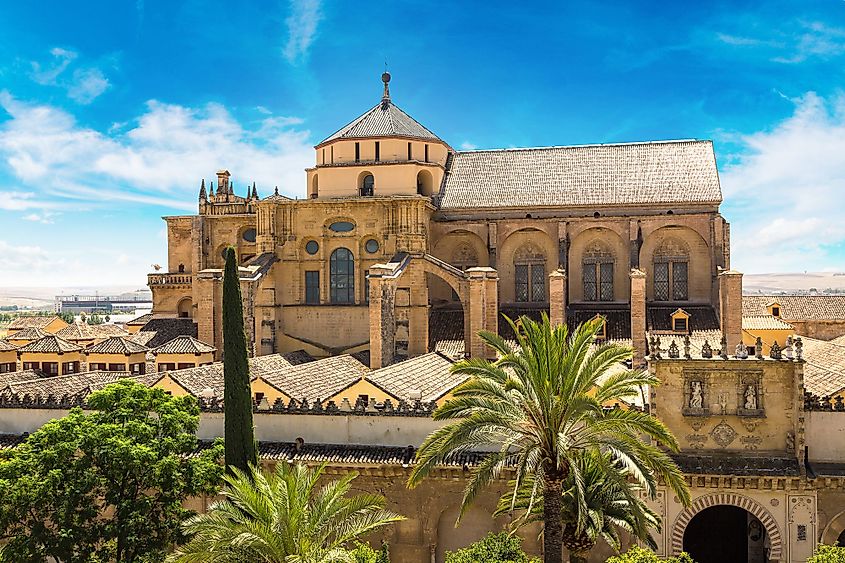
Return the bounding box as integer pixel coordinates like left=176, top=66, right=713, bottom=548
left=671, top=492, right=783, bottom=562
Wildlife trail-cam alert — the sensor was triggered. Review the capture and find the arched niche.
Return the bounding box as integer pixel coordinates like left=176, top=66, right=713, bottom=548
left=417, top=169, right=434, bottom=196
left=568, top=227, right=629, bottom=303
left=640, top=226, right=710, bottom=302
left=498, top=228, right=557, bottom=304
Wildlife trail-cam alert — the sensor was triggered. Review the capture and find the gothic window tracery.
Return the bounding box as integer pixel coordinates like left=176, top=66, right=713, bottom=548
left=582, top=240, right=614, bottom=302
left=515, top=243, right=546, bottom=302
left=654, top=238, right=689, bottom=301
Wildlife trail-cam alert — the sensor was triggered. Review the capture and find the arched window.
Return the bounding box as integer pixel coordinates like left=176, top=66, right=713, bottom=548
left=583, top=241, right=614, bottom=302
left=654, top=238, right=689, bottom=301
left=417, top=170, right=433, bottom=196
left=514, top=243, right=546, bottom=302
left=360, top=174, right=374, bottom=196
left=330, top=248, right=355, bottom=304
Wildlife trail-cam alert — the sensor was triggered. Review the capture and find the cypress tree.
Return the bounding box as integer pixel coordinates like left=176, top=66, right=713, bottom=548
left=222, top=246, right=257, bottom=473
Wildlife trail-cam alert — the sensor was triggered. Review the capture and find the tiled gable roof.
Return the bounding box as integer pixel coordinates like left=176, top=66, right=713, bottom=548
left=439, top=140, right=722, bottom=210
left=0, top=369, right=44, bottom=387
left=126, top=313, right=153, bottom=326
left=17, top=335, right=82, bottom=354
left=800, top=337, right=845, bottom=396
left=742, top=315, right=794, bottom=331
left=0, top=371, right=151, bottom=400
left=5, top=328, right=48, bottom=342
left=85, top=336, right=149, bottom=355
left=152, top=335, right=215, bottom=355
left=742, top=295, right=845, bottom=321
left=0, top=340, right=18, bottom=352
left=319, top=100, right=442, bottom=145
left=136, top=317, right=198, bottom=348
left=261, top=355, right=369, bottom=401
left=367, top=352, right=461, bottom=403
left=56, top=322, right=128, bottom=341
left=8, top=316, right=63, bottom=330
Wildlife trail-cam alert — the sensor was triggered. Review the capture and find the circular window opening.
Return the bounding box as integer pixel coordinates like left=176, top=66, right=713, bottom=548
left=242, top=228, right=256, bottom=243
left=305, top=240, right=319, bottom=255
left=365, top=239, right=380, bottom=253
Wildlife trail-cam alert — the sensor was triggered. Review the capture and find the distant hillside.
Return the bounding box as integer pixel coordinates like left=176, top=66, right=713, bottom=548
left=743, top=272, right=845, bottom=295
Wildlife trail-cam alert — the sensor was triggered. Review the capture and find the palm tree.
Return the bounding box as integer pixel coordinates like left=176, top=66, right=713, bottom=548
left=495, top=450, right=661, bottom=563
left=408, top=314, right=689, bottom=563
left=170, top=461, right=404, bottom=563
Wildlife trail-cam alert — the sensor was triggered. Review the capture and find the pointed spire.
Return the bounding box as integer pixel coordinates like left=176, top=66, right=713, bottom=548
left=208, top=179, right=215, bottom=197
left=381, top=71, right=391, bottom=108
left=251, top=182, right=258, bottom=200
left=199, top=179, right=207, bottom=200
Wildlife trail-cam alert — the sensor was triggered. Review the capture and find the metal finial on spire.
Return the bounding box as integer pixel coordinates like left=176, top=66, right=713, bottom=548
left=381, top=70, right=391, bottom=105
left=274, top=186, right=279, bottom=196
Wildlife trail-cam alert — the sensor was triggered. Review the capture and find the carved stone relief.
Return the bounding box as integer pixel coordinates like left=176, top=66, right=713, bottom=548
left=710, top=420, right=737, bottom=447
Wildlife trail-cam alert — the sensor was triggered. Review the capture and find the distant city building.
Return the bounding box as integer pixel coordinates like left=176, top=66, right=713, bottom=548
left=55, top=289, right=152, bottom=313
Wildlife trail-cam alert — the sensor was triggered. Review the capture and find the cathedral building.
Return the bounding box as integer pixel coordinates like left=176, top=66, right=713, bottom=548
left=149, top=72, right=739, bottom=369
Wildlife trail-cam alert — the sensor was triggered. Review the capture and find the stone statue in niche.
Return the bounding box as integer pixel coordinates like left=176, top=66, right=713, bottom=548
left=690, top=381, right=704, bottom=409
left=744, top=384, right=757, bottom=410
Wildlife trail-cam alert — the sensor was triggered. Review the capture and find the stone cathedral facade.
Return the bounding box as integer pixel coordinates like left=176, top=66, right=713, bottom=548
left=149, top=72, right=741, bottom=369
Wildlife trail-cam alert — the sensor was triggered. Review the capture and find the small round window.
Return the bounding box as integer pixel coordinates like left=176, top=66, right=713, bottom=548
left=329, top=221, right=355, bottom=232
left=242, top=228, right=256, bottom=243
left=365, top=239, right=379, bottom=253
left=305, top=240, right=319, bottom=255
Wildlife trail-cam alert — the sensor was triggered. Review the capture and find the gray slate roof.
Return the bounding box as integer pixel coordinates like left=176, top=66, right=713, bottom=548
left=439, top=140, right=722, bottom=209
left=319, top=100, right=442, bottom=145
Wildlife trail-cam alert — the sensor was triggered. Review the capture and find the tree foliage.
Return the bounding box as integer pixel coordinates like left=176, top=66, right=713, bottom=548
left=409, top=315, right=689, bottom=563
left=222, top=245, right=256, bottom=474
left=495, top=451, right=661, bottom=563
left=170, top=461, right=404, bottom=563
left=606, top=546, right=695, bottom=563
left=348, top=542, right=391, bottom=563
left=809, top=545, right=845, bottom=563
left=444, top=532, right=540, bottom=563
left=0, top=380, right=223, bottom=563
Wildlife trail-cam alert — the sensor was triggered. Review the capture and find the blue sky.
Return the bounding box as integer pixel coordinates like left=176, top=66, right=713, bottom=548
left=0, top=0, right=844, bottom=287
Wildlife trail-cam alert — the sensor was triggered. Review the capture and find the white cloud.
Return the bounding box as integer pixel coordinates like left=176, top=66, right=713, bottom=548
left=283, top=0, right=323, bottom=64
left=0, top=240, right=53, bottom=273
left=714, top=20, right=845, bottom=64
left=0, top=92, right=314, bottom=213
left=29, top=48, right=110, bottom=104
left=720, top=92, right=845, bottom=273
left=459, top=141, right=478, bottom=150
left=67, top=67, right=110, bottom=104
left=22, top=211, right=59, bottom=224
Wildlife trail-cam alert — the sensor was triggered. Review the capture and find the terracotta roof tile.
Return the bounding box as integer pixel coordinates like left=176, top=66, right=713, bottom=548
left=8, top=316, right=64, bottom=330
left=85, top=336, right=149, bottom=355
left=367, top=352, right=461, bottom=402
left=152, top=335, right=215, bottom=355
left=5, top=328, right=49, bottom=342
left=0, top=369, right=44, bottom=387
left=261, top=355, right=369, bottom=401
left=800, top=337, right=845, bottom=396
left=137, top=318, right=198, bottom=348
left=0, top=371, right=153, bottom=400
left=742, top=295, right=845, bottom=321
left=439, top=140, right=722, bottom=209
left=126, top=313, right=153, bottom=326
left=17, top=335, right=83, bottom=353
left=646, top=305, right=720, bottom=332
left=320, top=100, right=441, bottom=145
left=0, top=340, right=18, bottom=352
left=742, top=315, right=794, bottom=331
left=56, top=322, right=128, bottom=341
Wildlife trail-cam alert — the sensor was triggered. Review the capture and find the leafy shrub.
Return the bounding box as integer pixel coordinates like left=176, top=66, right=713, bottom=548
left=809, top=545, right=845, bottom=563
left=349, top=542, right=390, bottom=563
left=444, top=532, right=540, bottom=563
left=606, top=546, right=696, bottom=563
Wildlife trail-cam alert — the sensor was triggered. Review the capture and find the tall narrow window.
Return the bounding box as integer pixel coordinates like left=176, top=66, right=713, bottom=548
left=305, top=270, right=320, bottom=304
left=582, top=241, right=614, bottom=302
left=514, top=243, right=546, bottom=302
left=653, top=238, right=690, bottom=301
left=424, top=144, right=429, bottom=163
left=321, top=148, right=325, bottom=164
left=407, top=142, right=412, bottom=160
left=331, top=145, right=334, bottom=163
left=355, top=142, right=360, bottom=162
left=330, top=248, right=355, bottom=304
left=375, top=141, right=380, bottom=162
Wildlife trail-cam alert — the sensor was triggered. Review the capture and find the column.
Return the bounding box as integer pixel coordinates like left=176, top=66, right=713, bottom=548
left=630, top=269, right=647, bottom=367
left=368, top=265, right=397, bottom=369
left=719, top=269, right=744, bottom=354
left=549, top=268, right=567, bottom=328
left=467, top=267, right=498, bottom=360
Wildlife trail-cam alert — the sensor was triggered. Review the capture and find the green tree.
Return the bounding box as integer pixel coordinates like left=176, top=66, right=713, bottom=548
left=88, top=313, right=103, bottom=325
left=170, top=461, right=404, bottom=563
left=57, top=311, right=74, bottom=324
left=495, top=451, right=661, bottom=563
left=0, top=380, right=223, bottom=563
left=409, top=315, right=689, bottom=563
left=445, top=532, right=540, bottom=563
left=222, top=245, right=256, bottom=473
left=349, top=542, right=391, bottom=563
left=606, top=546, right=695, bottom=563
left=809, top=545, right=845, bottom=563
